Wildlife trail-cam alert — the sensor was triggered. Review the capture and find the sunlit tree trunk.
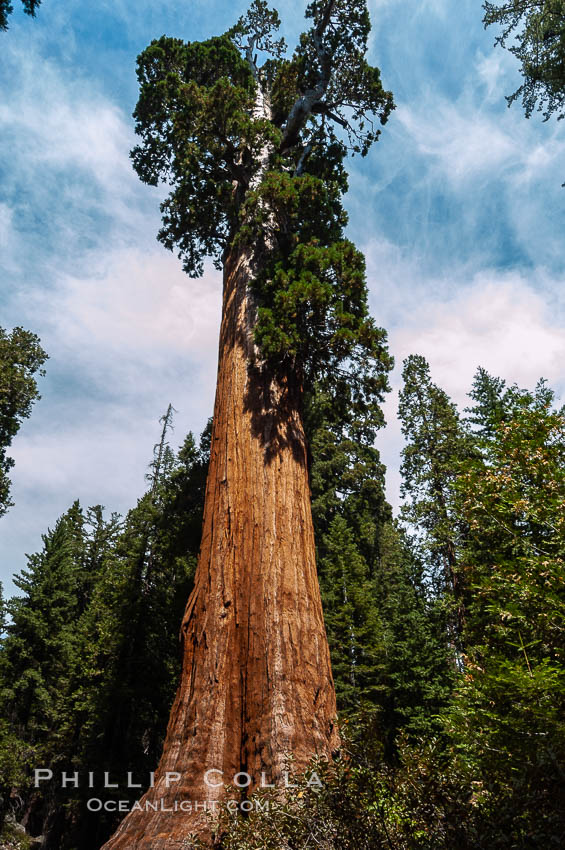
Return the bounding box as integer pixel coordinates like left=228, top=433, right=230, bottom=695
left=102, top=246, right=339, bottom=849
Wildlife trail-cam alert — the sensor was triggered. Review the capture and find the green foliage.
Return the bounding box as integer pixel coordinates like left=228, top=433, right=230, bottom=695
left=0, top=502, right=119, bottom=838
left=131, top=1, right=393, bottom=402
left=243, top=173, right=392, bottom=408
left=0, top=719, right=34, bottom=830
left=319, top=515, right=384, bottom=710
left=465, top=366, right=508, bottom=439
left=397, top=360, right=565, bottom=845
left=0, top=582, right=5, bottom=636
left=59, top=424, right=208, bottom=847
left=0, top=503, right=110, bottom=746
left=310, top=404, right=452, bottom=736
left=191, top=719, right=477, bottom=850
left=398, top=355, right=469, bottom=582
left=0, top=397, right=452, bottom=847
left=0, top=326, right=47, bottom=517
left=398, top=355, right=471, bottom=668
left=305, top=352, right=389, bottom=714
left=307, top=362, right=452, bottom=741
left=447, top=382, right=565, bottom=844
left=132, top=34, right=258, bottom=276
left=213, top=368, right=565, bottom=849
left=228, top=0, right=286, bottom=62
left=374, top=524, right=454, bottom=750
left=299, top=0, right=393, bottom=155
left=320, top=513, right=453, bottom=746
left=0, top=0, right=40, bottom=31
left=10, top=363, right=565, bottom=846
left=483, top=0, right=565, bottom=121
left=0, top=817, right=38, bottom=850
left=0, top=414, right=209, bottom=848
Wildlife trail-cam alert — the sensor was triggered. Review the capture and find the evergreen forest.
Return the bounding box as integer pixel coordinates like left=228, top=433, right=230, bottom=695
left=2, top=361, right=564, bottom=848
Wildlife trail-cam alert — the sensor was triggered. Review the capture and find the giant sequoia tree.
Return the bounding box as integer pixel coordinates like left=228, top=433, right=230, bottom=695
left=103, top=2, right=392, bottom=846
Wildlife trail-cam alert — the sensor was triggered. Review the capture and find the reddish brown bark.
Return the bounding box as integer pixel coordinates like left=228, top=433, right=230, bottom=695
left=101, top=247, right=339, bottom=849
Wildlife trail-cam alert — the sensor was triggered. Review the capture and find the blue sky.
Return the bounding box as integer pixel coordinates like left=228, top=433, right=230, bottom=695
left=1, top=0, right=564, bottom=597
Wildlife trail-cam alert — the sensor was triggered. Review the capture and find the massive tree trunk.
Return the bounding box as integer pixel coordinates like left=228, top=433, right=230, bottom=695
left=101, top=246, right=339, bottom=849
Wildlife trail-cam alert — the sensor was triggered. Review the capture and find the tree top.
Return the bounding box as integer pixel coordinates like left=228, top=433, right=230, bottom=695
left=132, top=0, right=394, bottom=276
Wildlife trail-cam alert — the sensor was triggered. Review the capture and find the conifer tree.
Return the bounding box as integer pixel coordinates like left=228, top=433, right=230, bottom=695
left=103, top=3, right=393, bottom=845
left=0, top=326, right=47, bottom=517
left=483, top=0, right=565, bottom=122
left=398, top=355, right=471, bottom=665
left=0, top=502, right=121, bottom=839
left=319, top=515, right=384, bottom=711
left=305, top=373, right=452, bottom=744
left=0, top=582, right=5, bottom=636
left=465, top=366, right=508, bottom=440
left=56, top=419, right=208, bottom=850
left=1, top=504, right=86, bottom=746
left=0, top=415, right=210, bottom=849
left=374, top=522, right=454, bottom=752
left=448, top=378, right=565, bottom=844
left=306, top=373, right=390, bottom=713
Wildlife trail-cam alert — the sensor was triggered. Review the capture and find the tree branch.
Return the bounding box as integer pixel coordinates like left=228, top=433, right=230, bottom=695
left=245, top=34, right=259, bottom=81
left=294, top=138, right=316, bottom=176
left=323, top=108, right=349, bottom=129
left=279, top=0, right=337, bottom=151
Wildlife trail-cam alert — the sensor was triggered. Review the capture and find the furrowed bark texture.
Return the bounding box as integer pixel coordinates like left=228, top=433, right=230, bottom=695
left=102, top=247, right=339, bottom=849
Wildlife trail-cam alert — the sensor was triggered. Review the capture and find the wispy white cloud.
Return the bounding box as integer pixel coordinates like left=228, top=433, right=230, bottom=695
left=34, top=251, right=221, bottom=369
left=398, top=101, right=516, bottom=183
left=368, top=238, right=565, bottom=507
left=2, top=246, right=221, bottom=594
left=396, top=94, right=565, bottom=189
left=0, top=41, right=157, bottom=283
left=475, top=48, right=518, bottom=104
left=0, top=63, right=130, bottom=184
left=0, top=203, right=16, bottom=272
left=390, top=274, right=565, bottom=402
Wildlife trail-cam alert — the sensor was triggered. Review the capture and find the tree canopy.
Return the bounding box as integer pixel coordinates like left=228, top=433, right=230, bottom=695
left=0, top=326, right=47, bottom=517
left=0, top=0, right=41, bottom=31
left=132, top=0, right=393, bottom=275
left=131, top=0, right=394, bottom=423
left=483, top=0, right=565, bottom=120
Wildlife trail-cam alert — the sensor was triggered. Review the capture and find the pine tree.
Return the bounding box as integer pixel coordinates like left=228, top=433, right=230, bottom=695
left=1, top=504, right=85, bottom=746
left=0, top=412, right=211, bottom=849
left=375, top=522, right=454, bottom=753
left=319, top=515, right=384, bottom=711
left=0, top=583, right=5, bottom=636
left=0, top=326, right=47, bottom=516
left=54, top=420, right=209, bottom=850
left=398, top=355, right=471, bottom=665
left=309, top=372, right=452, bottom=750
left=0, top=503, right=121, bottom=843
left=483, top=0, right=565, bottom=122
left=306, top=369, right=390, bottom=714
left=465, top=366, right=508, bottom=440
